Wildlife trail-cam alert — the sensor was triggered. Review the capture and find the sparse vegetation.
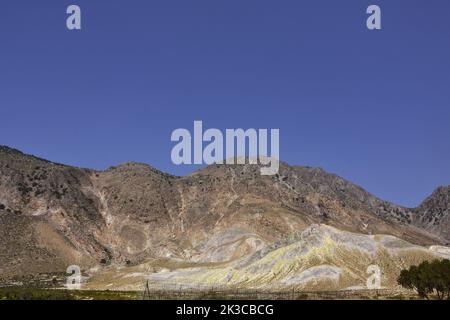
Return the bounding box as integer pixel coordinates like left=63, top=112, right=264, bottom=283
left=0, top=287, right=139, bottom=300
left=0, top=286, right=423, bottom=300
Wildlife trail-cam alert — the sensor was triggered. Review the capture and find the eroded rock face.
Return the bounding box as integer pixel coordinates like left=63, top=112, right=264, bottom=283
left=85, top=225, right=450, bottom=291
left=0, top=145, right=448, bottom=288
left=414, top=186, right=450, bottom=243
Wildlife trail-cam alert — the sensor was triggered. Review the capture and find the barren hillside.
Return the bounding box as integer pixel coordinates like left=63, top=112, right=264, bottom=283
left=0, top=145, right=448, bottom=290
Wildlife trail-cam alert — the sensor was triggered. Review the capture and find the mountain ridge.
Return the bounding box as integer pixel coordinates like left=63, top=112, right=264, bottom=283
left=0, top=145, right=448, bottom=290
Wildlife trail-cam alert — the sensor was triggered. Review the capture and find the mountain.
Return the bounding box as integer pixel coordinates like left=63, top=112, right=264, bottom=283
left=414, top=186, right=450, bottom=243
left=0, top=145, right=448, bottom=290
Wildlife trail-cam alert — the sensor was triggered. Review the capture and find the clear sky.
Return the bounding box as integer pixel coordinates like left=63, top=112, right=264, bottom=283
left=1, top=0, right=449, bottom=207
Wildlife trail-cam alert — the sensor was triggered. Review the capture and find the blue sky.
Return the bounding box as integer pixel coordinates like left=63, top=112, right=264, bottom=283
left=1, top=0, right=449, bottom=207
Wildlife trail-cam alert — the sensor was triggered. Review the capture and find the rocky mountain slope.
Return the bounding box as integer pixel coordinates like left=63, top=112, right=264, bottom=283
left=0, top=145, right=448, bottom=290
left=414, top=186, right=450, bottom=242
left=84, top=225, right=450, bottom=291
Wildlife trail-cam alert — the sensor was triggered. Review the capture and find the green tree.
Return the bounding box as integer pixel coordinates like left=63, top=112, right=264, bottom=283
left=398, top=259, right=450, bottom=300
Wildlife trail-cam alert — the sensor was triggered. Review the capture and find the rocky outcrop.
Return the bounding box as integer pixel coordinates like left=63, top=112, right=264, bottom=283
left=414, top=186, right=450, bottom=244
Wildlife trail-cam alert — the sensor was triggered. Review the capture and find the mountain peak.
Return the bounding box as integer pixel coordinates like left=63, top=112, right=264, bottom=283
left=414, top=185, right=450, bottom=242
